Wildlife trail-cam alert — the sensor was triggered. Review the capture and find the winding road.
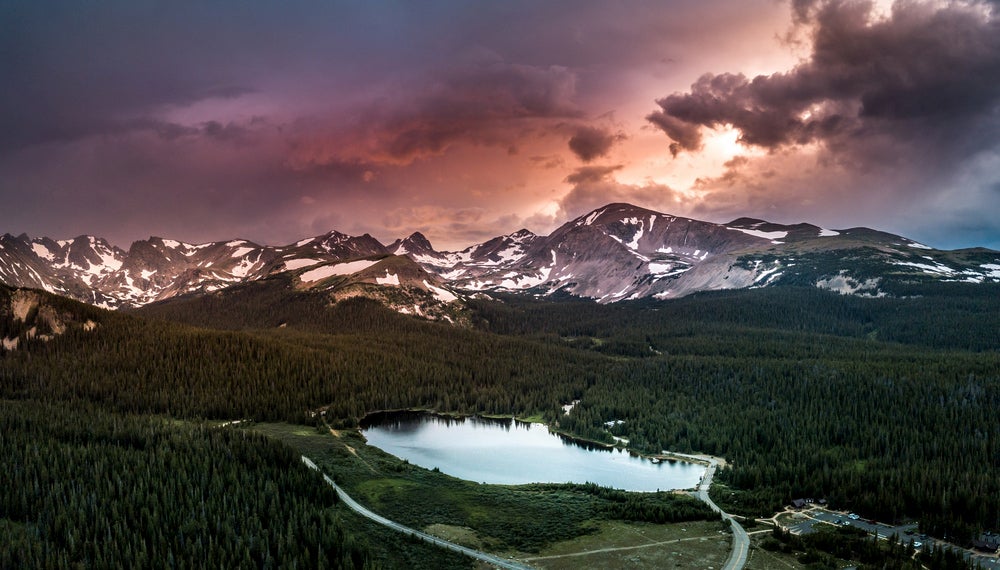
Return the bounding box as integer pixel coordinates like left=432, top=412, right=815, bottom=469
left=301, top=456, right=534, bottom=570
left=670, top=453, right=750, bottom=570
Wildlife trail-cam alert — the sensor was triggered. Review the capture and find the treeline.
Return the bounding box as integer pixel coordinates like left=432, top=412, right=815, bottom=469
left=0, top=400, right=373, bottom=569
left=561, top=338, right=1000, bottom=542
left=471, top=284, right=1000, bottom=352
left=1, top=297, right=598, bottom=422
left=559, top=483, right=719, bottom=524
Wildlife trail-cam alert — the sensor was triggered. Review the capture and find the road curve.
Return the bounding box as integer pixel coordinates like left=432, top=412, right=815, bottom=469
left=301, top=456, right=534, bottom=570
left=670, top=453, right=750, bottom=570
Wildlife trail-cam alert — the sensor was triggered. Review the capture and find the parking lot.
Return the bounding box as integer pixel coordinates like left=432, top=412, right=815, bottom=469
left=781, top=506, right=1000, bottom=569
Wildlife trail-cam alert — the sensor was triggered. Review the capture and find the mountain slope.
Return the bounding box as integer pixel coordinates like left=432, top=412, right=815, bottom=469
left=402, top=203, right=1000, bottom=302
left=290, top=254, right=468, bottom=323
left=2, top=203, right=998, bottom=310
left=0, top=231, right=388, bottom=309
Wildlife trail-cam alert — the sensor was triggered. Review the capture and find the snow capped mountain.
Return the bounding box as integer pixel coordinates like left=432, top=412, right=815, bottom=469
left=0, top=233, right=126, bottom=305
left=0, top=231, right=388, bottom=309
left=408, top=229, right=539, bottom=283
left=387, top=232, right=446, bottom=266
left=291, top=231, right=388, bottom=260
left=2, top=203, right=998, bottom=312
left=398, top=203, right=1000, bottom=302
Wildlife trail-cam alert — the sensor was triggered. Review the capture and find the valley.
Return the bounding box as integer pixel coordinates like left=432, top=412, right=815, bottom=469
left=1, top=204, right=999, bottom=568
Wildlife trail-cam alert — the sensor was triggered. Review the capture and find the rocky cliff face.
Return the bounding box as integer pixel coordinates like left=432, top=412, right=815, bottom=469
left=0, top=287, right=100, bottom=351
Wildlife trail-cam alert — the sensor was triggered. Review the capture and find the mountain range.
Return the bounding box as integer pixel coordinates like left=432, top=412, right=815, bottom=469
left=2, top=203, right=998, bottom=317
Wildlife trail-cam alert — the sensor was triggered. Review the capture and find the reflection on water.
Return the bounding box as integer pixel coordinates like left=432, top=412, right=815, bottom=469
left=360, top=412, right=704, bottom=492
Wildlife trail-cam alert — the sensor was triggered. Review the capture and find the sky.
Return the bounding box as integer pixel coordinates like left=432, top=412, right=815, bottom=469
left=2, top=0, right=999, bottom=251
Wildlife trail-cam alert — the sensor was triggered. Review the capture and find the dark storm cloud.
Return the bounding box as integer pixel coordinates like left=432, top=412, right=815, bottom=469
left=373, top=60, right=581, bottom=162
left=557, top=165, right=683, bottom=222
left=567, top=126, right=622, bottom=162
left=565, top=164, right=624, bottom=185
left=648, top=0, right=1000, bottom=161
left=0, top=2, right=260, bottom=151
left=288, top=60, right=582, bottom=170
left=641, top=0, right=1000, bottom=249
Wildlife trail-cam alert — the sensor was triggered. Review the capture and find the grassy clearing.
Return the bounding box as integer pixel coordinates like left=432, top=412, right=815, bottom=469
left=524, top=520, right=731, bottom=570
left=247, top=421, right=720, bottom=565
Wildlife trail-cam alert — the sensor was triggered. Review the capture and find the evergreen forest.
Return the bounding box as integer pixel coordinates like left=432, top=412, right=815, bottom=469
left=2, top=279, right=998, bottom=566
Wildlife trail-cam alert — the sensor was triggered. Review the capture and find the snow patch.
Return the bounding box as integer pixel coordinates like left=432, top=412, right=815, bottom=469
left=891, top=260, right=955, bottom=275
left=284, top=258, right=323, bottom=270
left=229, top=258, right=258, bottom=279
left=161, top=239, right=181, bottom=249
left=907, top=241, right=932, bottom=250
left=423, top=280, right=457, bottom=302
left=31, top=243, right=55, bottom=261
left=816, top=273, right=883, bottom=297
left=300, top=259, right=378, bottom=282
left=580, top=208, right=606, bottom=226
left=97, top=249, right=122, bottom=272
left=819, top=228, right=840, bottom=237
left=410, top=253, right=443, bottom=265
left=499, top=266, right=552, bottom=289
left=376, top=271, right=400, bottom=286
left=731, top=227, right=789, bottom=240
left=626, top=224, right=644, bottom=250
left=180, top=242, right=211, bottom=256
left=231, top=247, right=254, bottom=258
left=753, top=264, right=782, bottom=284
left=648, top=262, right=691, bottom=279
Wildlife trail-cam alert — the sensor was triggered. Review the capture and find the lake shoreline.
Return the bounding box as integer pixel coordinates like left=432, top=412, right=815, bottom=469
left=358, top=409, right=707, bottom=492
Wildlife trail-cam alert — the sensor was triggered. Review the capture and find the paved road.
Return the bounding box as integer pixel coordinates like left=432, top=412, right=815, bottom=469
left=671, top=453, right=749, bottom=570
left=301, top=456, right=534, bottom=570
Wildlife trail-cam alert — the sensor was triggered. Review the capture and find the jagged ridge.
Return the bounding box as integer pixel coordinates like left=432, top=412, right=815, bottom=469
left=2, top=203, right=998, bottom=311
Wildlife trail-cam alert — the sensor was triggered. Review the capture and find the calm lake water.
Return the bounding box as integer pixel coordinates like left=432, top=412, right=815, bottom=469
left=360, top=412, right=705, bottom=492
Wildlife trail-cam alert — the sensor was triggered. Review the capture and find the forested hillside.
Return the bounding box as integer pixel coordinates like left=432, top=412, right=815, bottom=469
left=0, top=400, right=372, bottom=569
left=3, top=281, right=999, bottom=547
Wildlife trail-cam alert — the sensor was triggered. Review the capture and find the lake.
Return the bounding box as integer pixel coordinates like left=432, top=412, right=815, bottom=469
left=360, top=412, right=704, bottom=492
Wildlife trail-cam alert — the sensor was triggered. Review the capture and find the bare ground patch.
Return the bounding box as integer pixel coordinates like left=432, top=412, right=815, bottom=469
left=523, top=520, right=731, bottom=570
left=424, top=523, right=486, bottom=550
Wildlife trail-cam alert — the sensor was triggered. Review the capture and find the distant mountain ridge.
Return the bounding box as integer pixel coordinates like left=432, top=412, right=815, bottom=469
left=2, top=203, right=998, bottom=312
